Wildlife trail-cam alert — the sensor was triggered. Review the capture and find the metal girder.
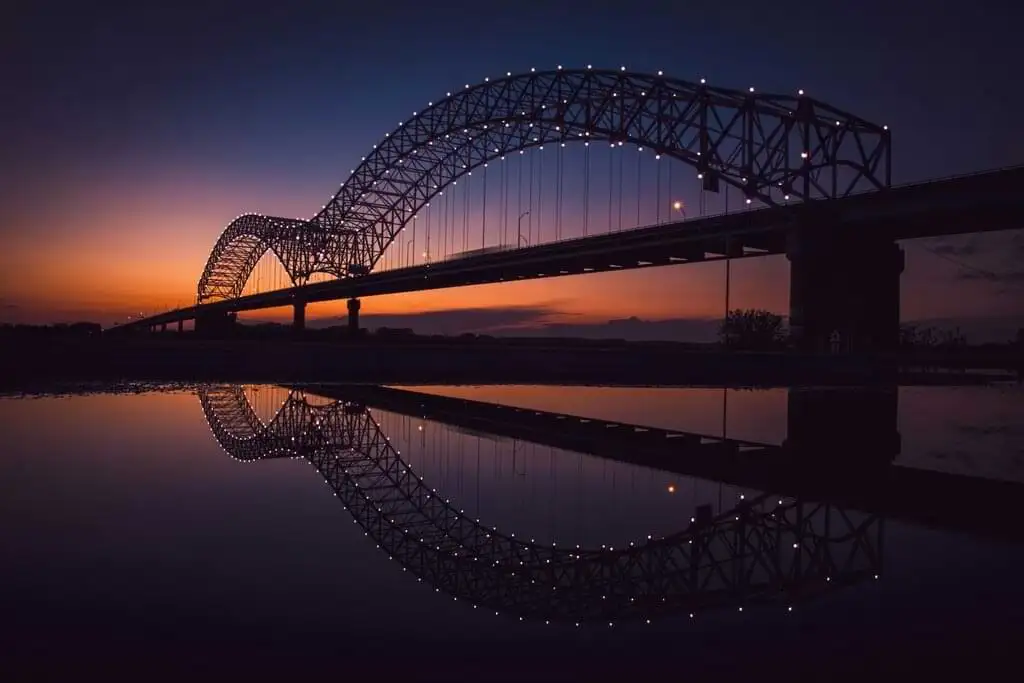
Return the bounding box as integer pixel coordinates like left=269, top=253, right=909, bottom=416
left=198, top=385, right=881, bottom=623
left=196, top=215, right=324, bottom=302
left=195, top=69, right=890, bottom=303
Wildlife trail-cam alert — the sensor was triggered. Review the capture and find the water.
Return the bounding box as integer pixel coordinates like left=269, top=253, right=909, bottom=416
left=2, top=383, right=1022, bottom=678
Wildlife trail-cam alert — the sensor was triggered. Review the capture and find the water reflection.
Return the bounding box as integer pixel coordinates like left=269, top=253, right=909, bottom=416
left=200, top=385, right=881, bottom=624
left=2, top=382, right=1023, bottom=676
left=264, top=383, right=1021, bottom=544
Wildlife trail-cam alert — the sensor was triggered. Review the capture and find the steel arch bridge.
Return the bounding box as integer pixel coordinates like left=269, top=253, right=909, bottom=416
left=198, top=384, right=881, bottom=624
left=197, top=68, right=890, bottom=303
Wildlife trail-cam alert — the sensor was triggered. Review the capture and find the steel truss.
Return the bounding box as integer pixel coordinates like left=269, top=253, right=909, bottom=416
left=198, top=385, right=882, bottom=623
left=196, top=69, right=890, bottom=302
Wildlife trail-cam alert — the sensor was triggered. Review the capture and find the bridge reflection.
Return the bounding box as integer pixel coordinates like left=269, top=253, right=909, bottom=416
left=199, top=384, right=882, bottom=624
left=307, top=384, right=1022, bottom=543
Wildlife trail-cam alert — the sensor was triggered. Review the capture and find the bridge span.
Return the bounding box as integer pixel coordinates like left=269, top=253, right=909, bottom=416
left=116, top=164, right=1024, bottom=351
left=111, top=65, right=1024, bottom=353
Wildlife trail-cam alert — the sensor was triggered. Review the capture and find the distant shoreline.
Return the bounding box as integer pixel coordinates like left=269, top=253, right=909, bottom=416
left=1, top=337, right=1018, bottom=389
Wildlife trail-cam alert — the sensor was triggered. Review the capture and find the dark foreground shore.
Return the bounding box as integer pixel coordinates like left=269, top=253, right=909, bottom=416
left=1, top=337, right=1018, bottom=388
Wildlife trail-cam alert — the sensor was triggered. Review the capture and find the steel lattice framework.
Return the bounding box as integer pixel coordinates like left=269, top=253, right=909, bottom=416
left=197, top=68, right=891, bottom=302
left=198, top=385, right=881, bottom=623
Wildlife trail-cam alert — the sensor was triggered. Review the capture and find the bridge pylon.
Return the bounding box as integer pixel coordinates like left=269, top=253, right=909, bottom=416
left=787, top=225, right=905, bottom=354
left=347, top=298, right=361, bottom=336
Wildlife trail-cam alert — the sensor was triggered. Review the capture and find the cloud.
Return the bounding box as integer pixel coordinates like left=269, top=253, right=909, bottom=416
left=922, top=231, right=1024, bottom=260
left=957, top=269, right=1024, bottom=284
left=929, top=240, right=978, bottom=257
left=317, top=304, right=560, bottom=336
left=489, top=315, right=724, bottom=343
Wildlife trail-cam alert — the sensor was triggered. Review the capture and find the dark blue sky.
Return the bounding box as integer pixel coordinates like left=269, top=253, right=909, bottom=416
left=2, top=0, right=1022, bottom=337
left=7, top=0, right=1020, bottom=186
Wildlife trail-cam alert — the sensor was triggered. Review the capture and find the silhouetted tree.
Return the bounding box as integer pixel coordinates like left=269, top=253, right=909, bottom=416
left=940, top=327, right=967, bottom=348
left=899, top=324, right=967, bottom=349
left=0, top=322, right=102, bottom=338
left=720, top=309, right=786, bottom=349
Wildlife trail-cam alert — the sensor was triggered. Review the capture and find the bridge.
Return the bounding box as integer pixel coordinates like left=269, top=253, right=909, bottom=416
left=199, top=384, right=881, bottom=624
left=113, top=67, right=1024, bottom=352
left=301, top=383, right=1024, bottom=544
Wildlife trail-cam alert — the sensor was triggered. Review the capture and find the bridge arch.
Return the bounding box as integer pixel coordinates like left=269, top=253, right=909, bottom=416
left=198, top=384, right=881, bottom=623
left=197, top=68, right=890, bottom=302
left=197, top=214, right=324, bottom=302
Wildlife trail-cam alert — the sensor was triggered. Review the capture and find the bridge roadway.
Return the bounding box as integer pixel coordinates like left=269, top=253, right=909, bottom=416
left=301, top=383, right=1024, bottom=544
left=119, top=165, right=1024, bottom=331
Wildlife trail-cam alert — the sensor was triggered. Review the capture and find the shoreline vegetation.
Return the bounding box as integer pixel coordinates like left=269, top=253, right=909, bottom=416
left=1, top=334, right=1019, bottom=389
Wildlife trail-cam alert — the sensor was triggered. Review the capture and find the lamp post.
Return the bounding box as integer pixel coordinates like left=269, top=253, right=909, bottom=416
left=672, top=201, right=686, bottom=220
left=517, top=210, right=530, bottom=247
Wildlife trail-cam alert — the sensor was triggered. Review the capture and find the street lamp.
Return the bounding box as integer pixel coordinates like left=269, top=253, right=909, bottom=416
left=517, top=210, right=530, bottom=247
left=672, top=201, right=686, bottom=220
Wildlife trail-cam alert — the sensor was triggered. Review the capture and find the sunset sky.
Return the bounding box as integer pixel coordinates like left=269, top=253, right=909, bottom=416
left=3, top=0, right=1022, bottom=341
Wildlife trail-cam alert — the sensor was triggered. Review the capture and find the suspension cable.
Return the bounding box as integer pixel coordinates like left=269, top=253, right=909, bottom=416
left=656, top=154, right=662, bottom=224
left=500, top=154, right=507, bottom=246
left=608, top=143, right=613, bottom=233
left=668, top=159, right=674, bottom=223
left=537, top=145, right=543, bottom=246
left=556, top=143, right=563, bottom=240
left=618, top=141, right=623, bottom=231
left=636, top=146, right=641, bottom=228
left=463, top=169, right=470, bottom=253
left=583, top=143, right=590, bottom=236
left=528, top=147, right=535, bottom=245
left=517, top=149, right=523, bottom=245
left=481, top=165, right=487, bottom=249
left=442, top=183, right=448, bottom=259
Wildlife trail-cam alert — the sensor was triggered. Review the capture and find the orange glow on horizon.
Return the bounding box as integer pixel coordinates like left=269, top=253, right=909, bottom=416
left=2, top=165, right=1018, bottom=331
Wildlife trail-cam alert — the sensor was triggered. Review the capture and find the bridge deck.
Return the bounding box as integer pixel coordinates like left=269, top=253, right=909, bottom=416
left=118, top=165, right=1024, bottom=330
left=301, top=383, right=1024, bottom=544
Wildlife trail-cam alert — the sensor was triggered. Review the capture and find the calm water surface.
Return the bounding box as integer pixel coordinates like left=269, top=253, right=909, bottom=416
left=2, top=383, right=1022, bottom=678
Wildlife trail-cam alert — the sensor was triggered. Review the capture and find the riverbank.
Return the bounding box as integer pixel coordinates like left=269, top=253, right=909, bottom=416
left=1, top=337, right=1018, bottom=388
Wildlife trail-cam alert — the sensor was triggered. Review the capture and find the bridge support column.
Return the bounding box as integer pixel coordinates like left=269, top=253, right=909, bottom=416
left=178, top=319, right=184, bottom=333
left=293, top=300, right=306, bottom=333
left=194, top=311, right=237, bottom=337
left=783, top=387, right=900, bottom=466
left=787, top=228, right=904, bottom=353
left=160, top=323, right=167, bottom=333
left=347, top=298, right=361, bottom=336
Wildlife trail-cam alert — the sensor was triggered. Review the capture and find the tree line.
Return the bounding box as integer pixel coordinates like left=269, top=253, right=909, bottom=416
left=719, top=308, right=1019, bottom=350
